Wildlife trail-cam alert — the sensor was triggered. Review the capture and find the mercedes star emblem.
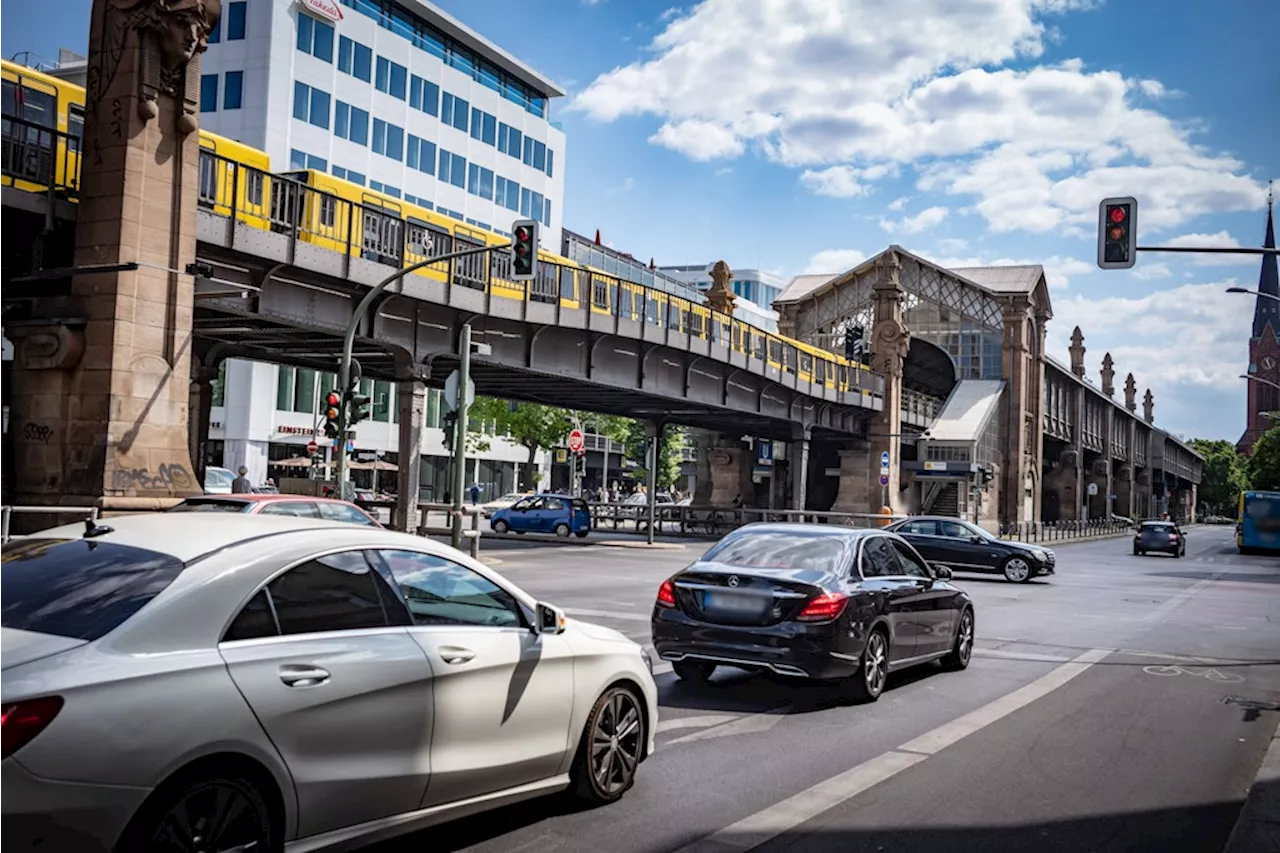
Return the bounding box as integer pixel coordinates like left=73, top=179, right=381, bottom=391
left=727, top=575, right=740, bottom=588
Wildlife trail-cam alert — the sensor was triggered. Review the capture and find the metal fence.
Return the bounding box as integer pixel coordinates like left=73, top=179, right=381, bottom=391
left=998, top=519, right=1135, bottom=542
left=0, top=115, right=81, bottom=197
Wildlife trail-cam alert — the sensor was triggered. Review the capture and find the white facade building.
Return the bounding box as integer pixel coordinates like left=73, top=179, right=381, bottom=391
left=192, top=0, right=564, bottom=498
left=659, top=265, right=785, bottom=332
left=199, top=0, right=566, bottom=246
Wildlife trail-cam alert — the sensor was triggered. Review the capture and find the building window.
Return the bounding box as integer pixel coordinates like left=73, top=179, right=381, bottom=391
left=276, top=366, right=294, bottom=411
left=543, top=196, right=551, bottom=227
left=332, top=165, right=366, bottom=185
left=375, top=56, right=407, bottom=100
left=495, top=176, right=519, bottom=211
left=290, top=149, right=327, bottom=171
left=467, top=163, right=494, bottom=200
left=208, top=13, right=222, bottom=43
left=294, top=368, right=317, bottom=414
left=223, top=71, right=243, bottom=110
left=519, top=188, right=544, bottom=220
left=338, top=36, right=372, bottom=82
left=497, top=123, right=522, bottom=159
left=438, top=150, right=466, bottom=189
left=199, top=74, right=218, bottom=112
left=409, top=75, right=439, bottom=116
left=293, top=81, right=330, bottom=129
left=371, top=118, right=404, bottom=161
left=296, top=13, right=334, bottom=63
left=522, top=137, right=546, bottom=171
left=440, top=92, right=468, bottom=132
left=546, top=148, right=554, bottom=178
left=469, top=108, right=496, bottom=146
left=211, top=362, right=227, bottom=406
left=227, top=1, right=247, bottom=40
left=406, top=135, right=436, bottom=174
left=334, top=101, right=369, bottom=146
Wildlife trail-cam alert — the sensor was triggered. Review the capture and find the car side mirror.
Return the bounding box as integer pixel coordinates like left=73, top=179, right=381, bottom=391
left=935, top=566, right=953, bottom=580
left=970, top=535, right=984, bottom=544
left=533, top=602, right=566, bottom=635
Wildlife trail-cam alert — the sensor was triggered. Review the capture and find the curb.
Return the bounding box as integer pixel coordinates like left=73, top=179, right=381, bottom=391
left=595, top=540, right=687, bottom=550
left=1223, top=716, right=1280, bottom=853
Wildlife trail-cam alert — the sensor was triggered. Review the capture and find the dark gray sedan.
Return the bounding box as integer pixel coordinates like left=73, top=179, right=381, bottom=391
left=1134, top=520, right=1187, bottom=557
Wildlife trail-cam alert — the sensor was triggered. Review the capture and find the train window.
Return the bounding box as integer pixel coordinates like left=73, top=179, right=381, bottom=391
left=647, top=296, right=659, bottom=325
left=591, top=276, right=608, bottom=309
left=361, top=208, right=403, bottom=264
left=197, top=154, right=217, bottom=206
left=559, top=266, right=577, bottom=301
left=667, top=301, right=681, bottom=331
left=1, top=80, right=16, bottom=116
left=767, top=339, right=782, bottom=364
left=451, top=235, right=487, bottom=289
left=784, top=349, right=797, bottom=373
left=319, top=196, right=337, bottom=229
left=67, top=104, right=85, bottom=141
left=490, top=243, right=513, bottom=281
left=19, top=87, right=56, bottom=127
left=617, top=287, right=632, bottom=319
left=245, top=171, right=264, bottom=207
left=533, top=259, right=557, bottom=303
left=800, top=353, right=813, bottom=375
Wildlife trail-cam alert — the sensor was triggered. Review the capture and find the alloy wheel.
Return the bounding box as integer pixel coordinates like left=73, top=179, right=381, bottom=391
left=864, top=632, right=888, bottom=696
left=149, top=779, right=268, bottom=853
left=1004, top=558, right=1031, bottom=583
left=590, top=690, right=643, bottom=796
left=957, top=611, right=974, bottom=666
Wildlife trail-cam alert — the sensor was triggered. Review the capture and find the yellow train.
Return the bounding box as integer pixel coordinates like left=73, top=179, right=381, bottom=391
left=2, top=58, right=874, bottom=398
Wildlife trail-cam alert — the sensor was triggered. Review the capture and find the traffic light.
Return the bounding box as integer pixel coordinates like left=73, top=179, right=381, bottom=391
left=1097, top=197, right=1137, bottom=269
left=347, top=391, right=372, bottom=426
left=322, top=390, right=342, bottom=439
left=980, top=467, right=994, bottom=486
left=844, top=325, right=865, bottom=361
left=511, top=219, right=538, bottom=281
left=441, top=410, right=458, bottom=453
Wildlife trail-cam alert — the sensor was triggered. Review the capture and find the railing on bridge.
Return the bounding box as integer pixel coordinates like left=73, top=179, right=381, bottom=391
left=0, top=115, right=80, bottom=199
left=900, top=387, right=942, bottom=425
left=187, top=146, right=886, bottom=404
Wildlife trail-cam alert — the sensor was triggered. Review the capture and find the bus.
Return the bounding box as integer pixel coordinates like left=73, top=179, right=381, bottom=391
left=1236, top=490, right=1280, bottom=554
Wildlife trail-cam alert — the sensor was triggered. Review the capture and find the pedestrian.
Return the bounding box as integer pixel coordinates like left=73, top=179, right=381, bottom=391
left=469, top=483, right=481, bottom=505
left=231, top=466, right=252, bottom=494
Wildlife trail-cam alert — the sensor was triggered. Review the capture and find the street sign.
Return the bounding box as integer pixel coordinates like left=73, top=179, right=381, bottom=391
left=1087, top=482, right=1099, bottom=496
left=444, top=369, right=475, bottom=411
left=880, top=451, right=890, bottom=466
left=306, top=440, right=318, bottom=455
left=568, top=429, right=584, bottom=453
left=879, top=474, right=890, bottom=486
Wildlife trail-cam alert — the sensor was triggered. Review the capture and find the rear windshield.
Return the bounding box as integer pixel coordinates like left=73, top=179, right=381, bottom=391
left=169, top=499, right=251, bottom=513
left=703, top=532, right=848, bottom=571
left=2, top=539, right=185, bottom=641
left=1140, top=522, right=1175, bottom=532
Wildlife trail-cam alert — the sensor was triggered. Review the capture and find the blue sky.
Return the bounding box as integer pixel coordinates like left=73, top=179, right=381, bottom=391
left=5, top=0, right=1278, bottom=442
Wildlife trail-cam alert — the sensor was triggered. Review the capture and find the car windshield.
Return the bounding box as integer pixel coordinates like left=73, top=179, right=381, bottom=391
left=168, top=498, right=251, bottom=513
left=702, top=531, right=848, bottom=571
left=1140, top=523, right=1175, bottom=532
left=2, top=538, right=186, bottom=641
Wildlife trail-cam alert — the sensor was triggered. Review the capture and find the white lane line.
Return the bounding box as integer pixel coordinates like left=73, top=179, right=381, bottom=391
left=973, top=648, right=1072, bottom=663
left=565, top=608, right=652, bottom=622
left=672, top=648, right=1110, bottom=853
left=1142, top=568, right=1231, bottom=623
left=656, top=714, right=744, bottom=734
left=667, top=706, right=792, bottom=746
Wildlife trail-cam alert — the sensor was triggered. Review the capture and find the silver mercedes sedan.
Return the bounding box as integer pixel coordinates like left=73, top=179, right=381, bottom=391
left=2, top=514, right=658, bottom=852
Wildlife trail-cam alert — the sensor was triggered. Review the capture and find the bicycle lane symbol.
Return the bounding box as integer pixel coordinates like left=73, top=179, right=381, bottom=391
left=1141, top=664, right=1244, bottom=684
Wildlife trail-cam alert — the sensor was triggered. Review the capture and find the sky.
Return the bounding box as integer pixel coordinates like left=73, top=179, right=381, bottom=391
left=5, top=0, right=1278, bottom=443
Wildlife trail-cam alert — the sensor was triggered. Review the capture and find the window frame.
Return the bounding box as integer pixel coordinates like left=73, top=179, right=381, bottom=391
left=368, top=548, right=531, bottom=631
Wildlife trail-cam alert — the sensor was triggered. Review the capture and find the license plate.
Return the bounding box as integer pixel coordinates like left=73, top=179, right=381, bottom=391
left=705, top=591, right=766, bottom=614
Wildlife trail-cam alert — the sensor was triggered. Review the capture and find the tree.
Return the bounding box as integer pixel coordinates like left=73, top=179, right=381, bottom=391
left=468, top=398, right=572, bottom=492
left=1247, top=426, right=1280, bottom=492
left=615, top=420, right=686, bottom=491
left=1189, top=438, right=1249, bottom=515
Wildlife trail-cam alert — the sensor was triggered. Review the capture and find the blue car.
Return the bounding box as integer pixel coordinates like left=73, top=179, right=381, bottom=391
left=491, top=493, right=591, bottom=538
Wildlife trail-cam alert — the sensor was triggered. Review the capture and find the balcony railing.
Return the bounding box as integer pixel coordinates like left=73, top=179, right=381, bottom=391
left=901, top=388, right=943, bottom=424
left=0, top=116, right=81, bottom=198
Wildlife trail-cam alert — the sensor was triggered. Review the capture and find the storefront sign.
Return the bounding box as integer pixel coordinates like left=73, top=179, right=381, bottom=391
left=299, top=0, right=343, bottom=22
left=277, top=425, right=315, bottom=436
left=924, top=461, right=947, bottom=472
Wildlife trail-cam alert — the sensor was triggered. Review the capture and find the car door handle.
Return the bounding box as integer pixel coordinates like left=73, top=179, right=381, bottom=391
left=440, top=646, right=476, bottom=665
left=278, top=665, right=330, bottom=687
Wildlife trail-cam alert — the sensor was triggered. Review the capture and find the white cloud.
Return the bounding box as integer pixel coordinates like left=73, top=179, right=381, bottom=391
left=799, top=165, right=868, bottom=198
left=1045, top=278, right=1253, bottom=439
left=1164, top=230, right=1257, bottom=266
left=714, top=166, right=733, bottom=176
left=920, top=251, right=1090, bottom=289
left=607, top=177, right=636, bottom=196
left=571, top=0, right=1268, bottom=234
left=888, top=196, right=910, bottom=212
left=1132, top=262, right=1173, bottom=280
left=937, top=237, right=970, bottom=252
left=881, top=206, right=949, bottom=234
left=805, top=248, right=867, bottom=274
left=659, top=6, right=682, bottom=20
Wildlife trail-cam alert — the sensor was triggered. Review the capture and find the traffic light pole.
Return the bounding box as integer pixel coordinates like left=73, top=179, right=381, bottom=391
left=450, top=323, right=472, bottom=551
left=335, top=243, right=508, bottom=496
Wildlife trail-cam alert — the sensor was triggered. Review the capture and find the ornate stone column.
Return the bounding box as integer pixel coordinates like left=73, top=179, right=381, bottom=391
left=704, top=260, right=737, bottom=316
left=10, top=0, right=221, bottom=510
left=394, top=380, right=426, bottom=532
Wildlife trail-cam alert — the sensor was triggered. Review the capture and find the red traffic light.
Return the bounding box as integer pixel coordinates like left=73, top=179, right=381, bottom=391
left=326, top=392, right=341, bottom=406
left=515, top=227, right=531, bottom=242
left=1108, top=206, right=1127, bottom=224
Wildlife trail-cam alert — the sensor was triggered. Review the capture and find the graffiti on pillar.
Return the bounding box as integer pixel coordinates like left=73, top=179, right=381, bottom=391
left=109, top=462, right=196, bottom=492
left=22, top=423, right=54, bottom=444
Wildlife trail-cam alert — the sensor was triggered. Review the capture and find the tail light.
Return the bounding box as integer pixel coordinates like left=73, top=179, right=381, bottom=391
left=2, top=696, right=64, bottom=759
left=657, top=580, right=676, bottom=608
left=797, top=592, right=849, bottom=622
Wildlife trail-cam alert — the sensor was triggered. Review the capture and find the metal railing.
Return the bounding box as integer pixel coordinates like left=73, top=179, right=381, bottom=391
left=998, top=519, right=1135, bottom=542
left=191, top=146, right=886, bottom=404
left=901, top=388, right=943, bottom=423
left=413, top=502, right=483, bottom=559
left=586, top=503, right=907, bottom=537
left=2, top=505, right=99, bottom=543
left=0, top=115, right=81, bottom=197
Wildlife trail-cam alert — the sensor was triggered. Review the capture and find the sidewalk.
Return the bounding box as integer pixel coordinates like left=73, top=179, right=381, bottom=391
left=1224, top=716, right=1280, bottom=852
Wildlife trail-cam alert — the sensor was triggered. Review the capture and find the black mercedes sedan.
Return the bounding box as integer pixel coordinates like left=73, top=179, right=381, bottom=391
left=651, top=524, right=975, bottom=703
left=1134, top=520, right=1187, bottom=557
left=885, top=515, right=1055, bottom=583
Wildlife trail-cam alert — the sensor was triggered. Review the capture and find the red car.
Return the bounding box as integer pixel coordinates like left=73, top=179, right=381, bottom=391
left=168, top=493, right=382, bottom=527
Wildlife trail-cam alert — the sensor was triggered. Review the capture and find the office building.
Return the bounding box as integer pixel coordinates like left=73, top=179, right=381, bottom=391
left=659, top=264, right=783, bottom=332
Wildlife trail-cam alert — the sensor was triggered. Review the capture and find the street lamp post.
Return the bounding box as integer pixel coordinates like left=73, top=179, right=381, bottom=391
left=1241, top=374, right=1280, bottom=391
left=1227, top=286, right=1280, bottom=303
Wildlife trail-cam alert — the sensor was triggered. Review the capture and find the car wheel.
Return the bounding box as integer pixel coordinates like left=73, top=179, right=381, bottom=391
left=1174, top=548, right=1182, bottom=558
left=555, top=522, right=571, bottom=538
left=575, top=530, right=589, bottom=538
left=842, top=628, right=889, bottom=704
left=942, top=608, right=974, bottom=671
left=492, top=519, right=509, bottom=534
left=570, top=686, right=646, bottom=805
left=672, top=659, right=716, bottom=682
left=116, top=771, right=276, bottom=853
left=1133, top=547, right=1140, bottom=556
left=1002, top=556, right=1033, bottom=583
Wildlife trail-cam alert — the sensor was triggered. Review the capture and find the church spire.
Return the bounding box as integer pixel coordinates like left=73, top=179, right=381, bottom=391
left=1252, top=182, right=1279, bottom=340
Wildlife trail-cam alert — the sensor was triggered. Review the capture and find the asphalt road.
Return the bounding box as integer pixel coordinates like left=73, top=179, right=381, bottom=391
left=375, top=524, right=1280, bottom=853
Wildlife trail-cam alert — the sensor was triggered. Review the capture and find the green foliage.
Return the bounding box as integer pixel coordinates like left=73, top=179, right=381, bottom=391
left=612, top=420, right=686, bottom=490
left=469, top=397, right=573, bottom=491
left=1247, top=426, right=1280, bottom=493
left=1189, top=437, right=1250, bottom=514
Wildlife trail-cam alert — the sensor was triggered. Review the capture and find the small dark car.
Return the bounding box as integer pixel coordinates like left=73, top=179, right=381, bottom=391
left=651, top=524, right=975, bottom=703
left=885, top=515, right=1055, bottom=583
left=1134, top=520, right=1186, bottom=557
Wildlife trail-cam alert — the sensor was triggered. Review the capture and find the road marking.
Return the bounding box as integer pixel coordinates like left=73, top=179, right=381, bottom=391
left=673, top=648, right=1110, bottom=853
left=1143, top=568, right=1232, bottom=623
left=565, top=607, right=652, bottom=622
left=667, top=706, right=792, bottom=745
left=656, top=714, right=743, bottom=734
left=973, top=647, right=1072, bottom=663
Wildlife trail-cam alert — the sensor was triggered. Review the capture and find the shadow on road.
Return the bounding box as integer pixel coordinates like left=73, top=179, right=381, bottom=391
left=1147, top=570, right=1280, bottom=584
left=655, top=663, right=945, bottom=715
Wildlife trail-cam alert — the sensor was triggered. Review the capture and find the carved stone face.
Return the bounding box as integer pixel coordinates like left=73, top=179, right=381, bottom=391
left=159, top=10, right=204, bottom=68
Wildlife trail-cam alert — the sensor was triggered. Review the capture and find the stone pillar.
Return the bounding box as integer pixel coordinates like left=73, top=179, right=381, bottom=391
left=1143, top=389, right=1155, bottom=424
left=1102, top=406, right=1115, bottom=519
left=1064, top=383, right=1086, bottom=520
left=1189, top=483, right=1198, bottom=524
left=188, top=357, right=215, bottom=488
left=1100, top=353, right=1115, bottom=398
left=1124, top=373, right=1137, bottom=411
left=999, top=294, right=1038, bottom=526
left=704, top=260, right=737, bottom=316
left=834, top=251, right=909, bottom=513
left=693, top=438, right=752, bottom=505
left=1069, top=326, right=1086, bottom=379
left=394, top=380, right=425, bottom=532
left=220, top=360, right=274, bottom=487
left=790, top=426, right=811, bottom=511
left=9, top=0, right=221, bottom=510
